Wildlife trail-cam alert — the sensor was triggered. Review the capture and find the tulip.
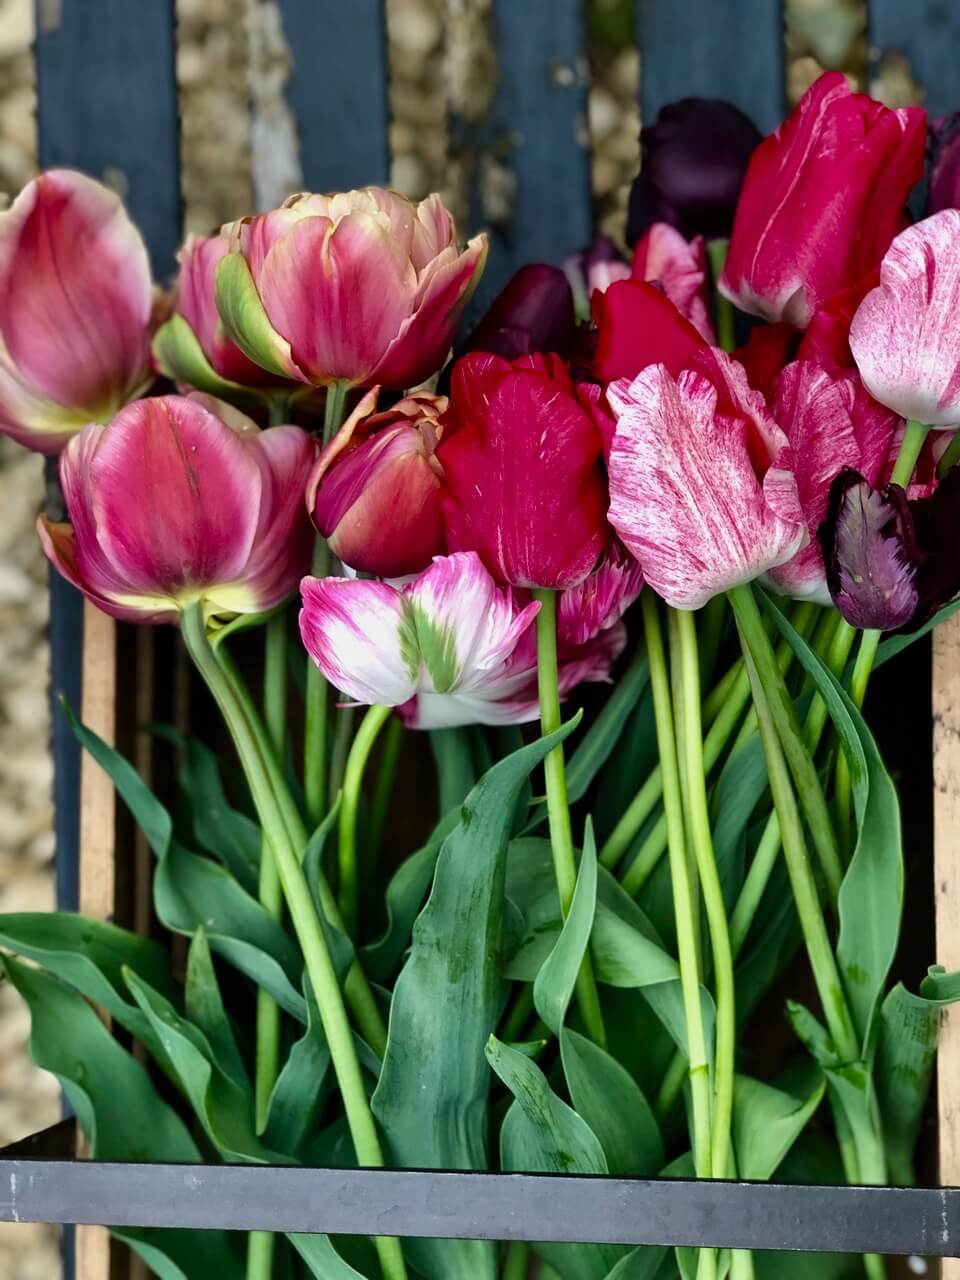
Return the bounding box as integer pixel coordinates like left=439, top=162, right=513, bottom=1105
left=438, top=352, right=609, bottom=590
left=626, top=98, right=762, bottom=244
left=606, top=349, right=805, bottom=609
left=720, top=73, right=925, bottom=327
left=153, top=232, right=303, bottom=405
left=591, top=279, right=707, bottom=385
left=733, top=322, right=800, bottom=401
left=215, top=187, right=487, bottom=391
left=307, top=388, right=447, bottom=578
left=849, top=210, right=960, bottom=428
left=928, top=114, right=960, bottom=215
left=631, top=223, right=715, bottom=342
left=797, top=269, right=878, bottom=374
left=39, top=394, right=316, bottom=624
left=0, top=169, right=154, bottom=454
left=563, top=238, right=631, bottom=320
left=557, top=542, right=645, bottom=646
left=463, top=263, right=577, bottom=360
left=765, top=360, right=899, bottom=601
left=819, top=464, right=960, bottom=632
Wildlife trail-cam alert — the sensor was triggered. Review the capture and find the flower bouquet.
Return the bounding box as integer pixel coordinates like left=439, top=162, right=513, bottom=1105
left=3, top=70, right=960, bottom=1280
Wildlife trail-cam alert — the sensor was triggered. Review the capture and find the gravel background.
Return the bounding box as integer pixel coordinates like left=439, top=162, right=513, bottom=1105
left=0, top=1, right=917, bottom=1276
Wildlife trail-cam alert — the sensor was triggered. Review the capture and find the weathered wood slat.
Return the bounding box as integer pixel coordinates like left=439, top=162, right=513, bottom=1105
left=277, top=0, right=390, bottom=191
left=868, top=0, right=960, bottom=119
left=636, top=0, right=785, bottom=134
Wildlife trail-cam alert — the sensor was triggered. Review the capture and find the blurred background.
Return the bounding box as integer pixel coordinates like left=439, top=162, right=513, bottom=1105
left=0, top=0, right=925, bottom=1275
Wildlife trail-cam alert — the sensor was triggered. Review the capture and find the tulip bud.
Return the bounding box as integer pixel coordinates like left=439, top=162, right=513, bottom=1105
left=215, top=187, right=487, bottom=391
left=463, top=263, right=577, bottom=360
left=307, top=389, right=448, bottom=578
left=0, top=169, right=154, bottom=454
left=721, top=73, right=926, bottom=327
left=39, top=394, right=316, bottom=624
left=626, top=98, right=762, bottom=245
left=563, top=239, right=631, bottom=321
left=631, top=223, right=715, bottom=342
left=438, top=352, right=609, bottom=590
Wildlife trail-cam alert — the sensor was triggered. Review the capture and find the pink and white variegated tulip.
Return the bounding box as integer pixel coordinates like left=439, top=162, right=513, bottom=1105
left=631, top=223, right=715, bottom=343
left=607, top=350, right=806, bottom=609
left=0, top=169, right=154, bottom=454
left=39, top=394, right=316, bottom=624
left=849, top=210, right=960, bottom=428
left=299, top=551, right=625, bottom=729
left=216, top=187, right=488, bottom=391
left=765, top=360, right=899, bottom=602
left=557, top=541, right=645, bottom=646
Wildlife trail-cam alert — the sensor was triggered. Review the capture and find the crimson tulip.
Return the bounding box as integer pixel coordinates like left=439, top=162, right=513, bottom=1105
left=39, top=394, right=316, bottom=624
left=591, top=279, right=706, bottom=385
left=438, top=352, right=608, bottom=590
left=720, top=73, right=925, bottom=326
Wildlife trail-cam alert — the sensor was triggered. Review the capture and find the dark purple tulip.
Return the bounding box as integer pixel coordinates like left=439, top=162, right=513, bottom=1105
left=626, top=98, right=762, bottom=245
left=928, top=114, right=960, bottom=214
left=461, top=264, right=577, bottom=361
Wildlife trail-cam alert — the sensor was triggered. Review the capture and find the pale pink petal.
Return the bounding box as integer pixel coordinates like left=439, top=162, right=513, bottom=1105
left=411, top=193, right=456, bottom=269
left=0, top=337, right=93, bottom=454
left=607, top=364, right=806, bottom=609
left=631, top=224, right=715, bottom=342
left=299, top=576, right=418, bottom=705
left=558, top=621, right=628, bottom=689
left=850, top=209, right=960, bottom=427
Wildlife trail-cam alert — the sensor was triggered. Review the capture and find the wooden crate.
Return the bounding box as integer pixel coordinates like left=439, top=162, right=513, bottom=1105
left=34, top=1, right=960, bottom=1276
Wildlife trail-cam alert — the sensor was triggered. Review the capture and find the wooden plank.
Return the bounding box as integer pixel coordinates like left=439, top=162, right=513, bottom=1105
left=77, top=605, right=117, bottom=924
left=934, top=615, right=960, bottom=1280
left=636, top=0, right=785, bottom=134
left=868, top=0, right=960, bottom=117
left=277, top=0, right=390, bottom=191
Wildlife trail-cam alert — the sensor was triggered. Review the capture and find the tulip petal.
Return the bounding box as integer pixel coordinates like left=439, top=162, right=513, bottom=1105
left=0, top=169, right=152, bottom=414
left=591, top=279, right=707, bottom=384
left=215, top=251, right=309, bottom=382
left=850, top=210, right=960, bottom=427
left=607, top=363, right=805, bottom=609
left=299, top=576, right=418, bottom=706
left=631, top=224, right=715, bottom=342
left=558, top=544, right=645, bottom=646
left=0, top=336, right=93, bottom=454
left=153, top=314, right=262, bottom=406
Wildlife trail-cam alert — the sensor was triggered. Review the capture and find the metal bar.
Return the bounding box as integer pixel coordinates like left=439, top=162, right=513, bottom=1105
left=1, top=1131, right=958, bottom=1257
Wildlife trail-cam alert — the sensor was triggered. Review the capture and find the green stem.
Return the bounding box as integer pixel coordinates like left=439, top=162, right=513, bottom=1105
left=708, top=238, right=735, bottom=354
left=254, top=612, right=287, bottom=1136
left=214, top=645, right=388, bottom=1059
left=533, top=589, right=606, bottom=1048
left=736, top=636, right=859, bottom=1064
left=268, top=396, right=290, bottom=427
left=181, top=604, right=407, bottom=1280
left=673, top=608, right=736, bottom=1182
left=339, top=705, right=392, bottom=937
left=369, top=715, right=404, bottom=862
left=641, top=595, right=713, bottom=1177
left=246, top=1230, right=275, bottom=1280
left=503, top=1242, right=529, bottom=1280
left=329, top=704, right=357, bottom=810
left=728, top=585, right=843, bottom=903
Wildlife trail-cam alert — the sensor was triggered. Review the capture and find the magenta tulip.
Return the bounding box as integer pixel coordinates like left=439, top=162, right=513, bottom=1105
left=607, top=349, right=805, bottom=609
left=849, top=210, right=960, bottom=428
left=39, top=394, right=316, bottom=624
left=216, top=188, right=487, bottom=391
left=720, top=73, right=925, bottom=326
left=307, top=388, right=448, bottom=578
left=0, top=169, right=154, bottom=454
left=557, top=542, right=644, bottom=646
left=631, top=223, right=715, bottom=342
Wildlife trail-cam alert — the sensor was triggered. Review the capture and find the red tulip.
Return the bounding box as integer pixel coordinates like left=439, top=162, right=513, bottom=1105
left=720, top=73, right=925, bottom=326
left=307, top=388, right=448, bottom=578
left=438, top=352, right=608, bottom=590
left=733, top=322, right=800, bottom=401
left=591, top=279, right=706, bottom=385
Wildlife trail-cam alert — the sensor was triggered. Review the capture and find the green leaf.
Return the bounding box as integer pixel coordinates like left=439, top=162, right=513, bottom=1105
left=372, top=722, right=578, bottom=1280
left=303, top=795, right=342, bottom=918
left=921, top=964, right=960, bottom=1001
left=533, top=819, right=598, bottom=1036
left=731, top=1069, right=825, bottom=1181
left=786, top=1001, right=837, bottom=1068
left=562, top=651, right=650, bottom=807
left=760, top=592, right=903, bottom=1051
left=560, top=1028, right=664, bottom=1175
left=264, top=977, right=332, bottom=1157
left=290, top=1235, right=371, bottom=1279
left=215, top=251, right=298, bottom=379
left=152, top=313, right=261, bottom=405
left=711, top=733, right=768, bottom=908
left=430, top=727, right=477, bottom=815
left=602, top=1246, right=671, bottom=1279
left=185, top=928, right=249, bottom=1093
left=874, top=596, right=960, bottom=669
left=124, top=969, right=285, bottom=1165
left=487, top=1035, right=625, bottom=1280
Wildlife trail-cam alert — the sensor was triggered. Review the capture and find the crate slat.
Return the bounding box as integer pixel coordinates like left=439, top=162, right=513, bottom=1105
left=869, top=0, right=960, bottom=118
left=636, top=0, right=785, bottom=134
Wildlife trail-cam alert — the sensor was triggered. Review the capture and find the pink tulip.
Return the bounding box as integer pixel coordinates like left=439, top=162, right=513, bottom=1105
left=765, top=360, right=899, bottom=601
left=606, top=349, right=805, bottom=609
left=0, top=169, right=154, bottom=454
left=307, top=388, right=448, bottom=578
left=557, top=542, right=645, bottom=646
left=720, top=73, right=925, bottom=326
left=849, top=210, right=960, bottom=427
left=631, top=223, right=715, bottom=342
left=39, top=394, right=316, bottom=624
left=216, top=188, right=487, bottom=391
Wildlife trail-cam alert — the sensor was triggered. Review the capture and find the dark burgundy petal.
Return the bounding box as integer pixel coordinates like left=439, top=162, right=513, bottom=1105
left=906, top=463, right=960, bottom=627
left=461, top=264, right=576, bottom=361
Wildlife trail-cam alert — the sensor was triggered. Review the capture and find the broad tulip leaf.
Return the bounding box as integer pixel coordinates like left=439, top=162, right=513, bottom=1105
left=152, top=313, right=261, bottom=405
left=185, top=928, right=249, bottom=1093
left=290, top=1235, right=371, bottom=1279
left=731, top=1068, right=825, bottom=1182
left=487, top=1034, right=625, bottom=1280
left=533, top=820, right=598, bottom=1036
left=215, top=251, right=298, bottom=379
left=558, top=651, right=650, bottom=808
left=761, top=592, right=903, bottom=1052
left=371, top=723, right=577, bottom=1280
left=429, top=726, right=477, bottom=814
left=603, top=1246, right=672, bottom=1279
left=1, top=956, right=240, bottom=1276
left=264, top=976, right=333, bottom=1157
